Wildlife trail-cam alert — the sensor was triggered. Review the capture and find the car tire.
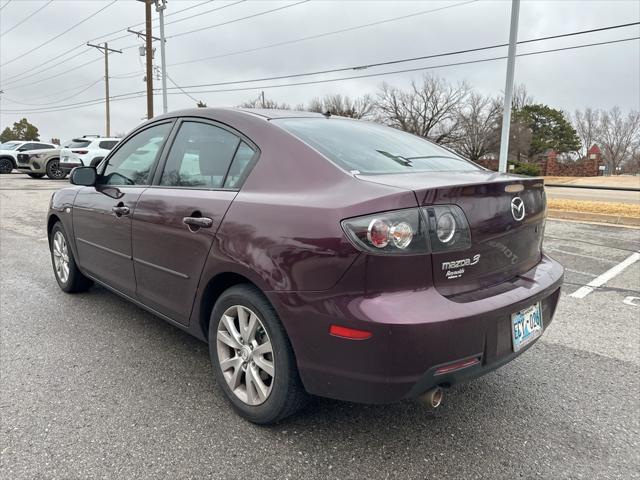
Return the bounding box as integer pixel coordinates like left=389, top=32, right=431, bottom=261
left=50, top=222, right=93, bottom=293
left=209, top=284, right=309, bottom=424
left=27, top=173, right=45, bottom=179
left=46, top=159, right=67, bottom=180
left=0, top=158, right=14, bottom=174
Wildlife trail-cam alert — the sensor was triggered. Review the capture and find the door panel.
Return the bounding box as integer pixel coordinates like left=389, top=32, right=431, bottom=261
left=132, top=188, right=237, bottom=324
left=73, top=187, right=146, bottom=297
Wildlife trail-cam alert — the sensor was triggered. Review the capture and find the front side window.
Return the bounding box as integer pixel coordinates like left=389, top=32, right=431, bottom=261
left=273, top=118, right=479, bottom=174
left=100, top=123, right=171, bottom=186
left=160, top=121, right=240, bottom=189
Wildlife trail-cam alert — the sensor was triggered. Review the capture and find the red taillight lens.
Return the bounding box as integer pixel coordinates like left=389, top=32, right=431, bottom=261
left=341, top=208, right=428, bottom=255
left=71, top=150, right=89, bottom=154
left=329, top=325, right=372, bottom=340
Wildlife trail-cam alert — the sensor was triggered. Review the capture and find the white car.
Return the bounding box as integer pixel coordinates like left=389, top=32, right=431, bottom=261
left=0, top=140, right=58, bottom=174
left=59, top=136, right=120, bottom=172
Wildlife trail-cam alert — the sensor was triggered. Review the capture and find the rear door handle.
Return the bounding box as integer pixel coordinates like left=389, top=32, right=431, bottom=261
left=112, top=205, right=130, bottom=216
left=183, top=216, right=213, bottom=229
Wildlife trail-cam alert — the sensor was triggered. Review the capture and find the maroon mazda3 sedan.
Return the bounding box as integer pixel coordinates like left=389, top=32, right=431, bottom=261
left=47, top=108, right=563, bottom=424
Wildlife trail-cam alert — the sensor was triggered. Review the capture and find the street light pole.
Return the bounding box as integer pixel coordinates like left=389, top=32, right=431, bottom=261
left=498, top=0, right=521, bottom=173
left=154, top=0, right=168, bottom=114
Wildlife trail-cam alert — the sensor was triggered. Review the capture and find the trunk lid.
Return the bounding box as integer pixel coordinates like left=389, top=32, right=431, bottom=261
left=356, top=171, right=546, bottom=296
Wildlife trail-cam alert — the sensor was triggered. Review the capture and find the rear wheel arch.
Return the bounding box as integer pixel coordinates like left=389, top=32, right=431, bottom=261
left=199, top=272, right=262, bottom=340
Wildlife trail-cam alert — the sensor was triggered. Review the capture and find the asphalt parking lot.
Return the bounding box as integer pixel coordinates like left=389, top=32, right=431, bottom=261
left=1, top=173, right=639, bottom=480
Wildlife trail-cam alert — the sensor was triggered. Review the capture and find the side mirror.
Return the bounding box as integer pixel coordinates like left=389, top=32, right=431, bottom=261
left=90, top=156, right=104, bottom=168
left=69, top=166, right=97, bottom=186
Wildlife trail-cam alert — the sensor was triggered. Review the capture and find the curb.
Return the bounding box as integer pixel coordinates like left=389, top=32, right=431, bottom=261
left=545, top=183, right=640, bottom=192
left=548, top=209, right=640, bottom=227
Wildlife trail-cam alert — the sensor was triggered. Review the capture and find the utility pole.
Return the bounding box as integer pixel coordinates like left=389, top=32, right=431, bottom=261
left=498, top=0, right=521, bottom=173
left=154, top=0, right=168, bottom=114
left=144, top=0, right=154, bottom=119
left=87, top=42, right=122, bottom=136
left=261, top=91, right=265, bottom=108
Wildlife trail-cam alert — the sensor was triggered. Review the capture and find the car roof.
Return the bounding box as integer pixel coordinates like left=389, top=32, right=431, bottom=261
left=153, top=107, right=327, bottom=122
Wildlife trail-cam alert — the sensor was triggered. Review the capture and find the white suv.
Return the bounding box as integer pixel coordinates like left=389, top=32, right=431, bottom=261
left=0, top=140, right=57, bottom=174
left=59, top=136, right=120, bottom=172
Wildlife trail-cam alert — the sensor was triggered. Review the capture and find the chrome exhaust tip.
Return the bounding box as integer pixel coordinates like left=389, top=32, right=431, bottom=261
left=420, top=387, right=443, bottom=409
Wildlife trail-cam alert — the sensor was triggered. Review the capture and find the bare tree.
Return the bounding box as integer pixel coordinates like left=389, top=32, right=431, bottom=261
left=511, top=83, right=533, bottom=110
left=598, top=107, right=640, bottom=174
left=239, top=93, right=290, bottom=110
left=572, top=108, right=601, bottom=156
left=307, top=94, right=375, bottom=119
left=375, top=75, right=470, bottom=145
left=452, top=93, right=501, bottom=162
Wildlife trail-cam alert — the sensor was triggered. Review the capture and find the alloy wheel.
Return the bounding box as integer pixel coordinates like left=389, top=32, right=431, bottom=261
left=48, top=160, right=65, bottom=179
left=0, top=158, right=13, bottom=174
left=216, top=305, right=275, bottom=406
left=52, top=231, right=70, bottom=283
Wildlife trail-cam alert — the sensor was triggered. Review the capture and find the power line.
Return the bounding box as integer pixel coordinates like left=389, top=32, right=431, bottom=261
left=3, top=35, right=637, bottom=115
left=0, top=0, right=54, bottom=38
left=0, top=0, right=13, bottom=12
left=164, top=0, right=246, bottom=27
left=174, top=36, right=640, bottom=96
left=167, top=0, right=311, bottom=39
left=2, top=78, right=103, bottom=106
left=166, top=72, right=200, bottom=104
left=168, top=0, right=479, bottom=68
left=1, top=0, right=119, bottom=67
left=0, top=0, right=216, bottom=85
left=160, top=22, right=640, bottom=91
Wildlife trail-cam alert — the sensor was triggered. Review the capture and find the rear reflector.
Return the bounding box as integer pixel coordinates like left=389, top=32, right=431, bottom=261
left=329, top=325, right=372, bottom=340
left=435, top=357, right=481, bottom=375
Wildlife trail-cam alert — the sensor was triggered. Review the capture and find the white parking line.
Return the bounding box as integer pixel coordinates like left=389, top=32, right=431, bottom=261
left=570, top=252, right=640, bottom=299
left=546, top=246, right=618, bottom=264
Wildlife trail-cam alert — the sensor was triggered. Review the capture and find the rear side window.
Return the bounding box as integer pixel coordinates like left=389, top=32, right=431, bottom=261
left=274, top=118, right=479, bottom=174
left=224, top=142, right=256, bottom=189
left=35, top=143, right=52, bottom=149
left=98, top=140, right=118, bottom=150
left=160, top=121, right=240, bottom=189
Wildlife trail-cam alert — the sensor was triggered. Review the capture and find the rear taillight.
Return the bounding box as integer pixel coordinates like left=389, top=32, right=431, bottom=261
left=341, top=206, right=471, bottom=255
left=71, top=150, right=89, bottom=154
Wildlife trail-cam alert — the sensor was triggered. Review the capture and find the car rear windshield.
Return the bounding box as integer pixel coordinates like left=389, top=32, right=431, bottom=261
left=63, top=139, right=91, bottom=148
left=273, top=118, right=479, bottom=174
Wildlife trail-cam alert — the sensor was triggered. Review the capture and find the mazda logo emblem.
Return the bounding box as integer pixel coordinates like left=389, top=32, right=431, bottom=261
left=511, top=196, right=525, bottom=221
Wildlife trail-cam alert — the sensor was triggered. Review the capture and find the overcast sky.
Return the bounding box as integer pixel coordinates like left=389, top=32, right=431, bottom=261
left=1, top=0, right=638, bottom=142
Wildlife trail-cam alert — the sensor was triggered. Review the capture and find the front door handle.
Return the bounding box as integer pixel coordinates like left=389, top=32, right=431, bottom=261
left=183, top=216, right=213, bottom=229
left=112, top=205, right=130, bottom=217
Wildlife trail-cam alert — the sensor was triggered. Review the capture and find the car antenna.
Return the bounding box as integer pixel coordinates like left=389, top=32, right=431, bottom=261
left=323, top=110, right=331, bottom=118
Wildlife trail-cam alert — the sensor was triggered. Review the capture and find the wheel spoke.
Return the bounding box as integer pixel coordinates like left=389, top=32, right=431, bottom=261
left=221, top=314, right=243, bottom=345
left=217, top=330, right=241, bottom=349
left=247, top=365, right=269, bottom=403
left=253, top=355, right=274, bottom=377
left=242, top=312, right=258, bottom=344
left=252, top=341, right=272, bottom=357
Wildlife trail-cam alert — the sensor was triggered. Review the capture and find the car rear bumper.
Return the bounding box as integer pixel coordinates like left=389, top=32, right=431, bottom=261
left=270, top=254, right=563, bottom=404
left=60, top=161, right=83, bottom=172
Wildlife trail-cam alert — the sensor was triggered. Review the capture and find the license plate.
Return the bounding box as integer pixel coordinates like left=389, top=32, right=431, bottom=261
left=511, top=302, right=543, bottom=352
